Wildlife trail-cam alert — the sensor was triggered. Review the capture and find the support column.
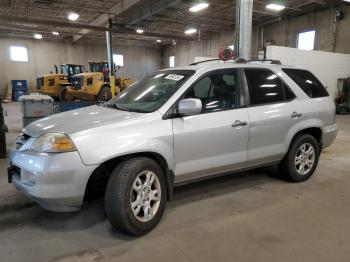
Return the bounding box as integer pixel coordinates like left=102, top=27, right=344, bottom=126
left=238, top=0, right=253, bottom=60
left=106, top=18, right=115, bottom=96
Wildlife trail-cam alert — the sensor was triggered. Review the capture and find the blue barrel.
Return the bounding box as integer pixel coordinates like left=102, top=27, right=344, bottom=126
left=12, top=80, right=28, bottom=101
left=59, top=101, right=95, bottom=112
left=13, top=89, right=28, bottom=101
left=12, top=80, right=28, bottom=91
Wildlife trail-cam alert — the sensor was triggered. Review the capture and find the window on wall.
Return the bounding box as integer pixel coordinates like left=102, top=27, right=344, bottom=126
left=10, top=46, right=28, bottom=62
left=113, top=54, right=124, bottom=66
left=297, top=30, right=315, bottom=50
left=169, top=56, right=175, bottom=67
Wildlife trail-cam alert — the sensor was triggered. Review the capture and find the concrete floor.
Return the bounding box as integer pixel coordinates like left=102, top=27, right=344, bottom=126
left=1, top=102, right=350, bottom=262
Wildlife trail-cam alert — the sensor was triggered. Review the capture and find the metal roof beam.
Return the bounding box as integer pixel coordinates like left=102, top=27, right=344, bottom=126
left=124, top=0, right=183, bottom=26
left=0, top=14, right=194, bottom=41
left=72, top=0, right=141, bottom=42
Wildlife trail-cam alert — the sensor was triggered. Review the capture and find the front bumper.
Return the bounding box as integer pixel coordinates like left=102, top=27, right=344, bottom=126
left=322, top=123, right=338, bottom=149
left=9, top=147, right=97, bottom=212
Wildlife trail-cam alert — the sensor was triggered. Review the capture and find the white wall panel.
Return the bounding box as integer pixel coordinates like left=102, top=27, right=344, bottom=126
left=266, top=45, right=350, bottom=97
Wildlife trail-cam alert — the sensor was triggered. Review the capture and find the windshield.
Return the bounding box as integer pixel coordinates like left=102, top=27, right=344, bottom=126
left=61, top=65, right=68, bottom=74
left=104, top=70, right=195, bottom=113
left=61, top=65, right=83, bottom=75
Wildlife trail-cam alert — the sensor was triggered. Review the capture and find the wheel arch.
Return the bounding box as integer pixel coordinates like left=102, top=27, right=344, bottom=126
left=84, top=151, right=174, bottom=203
left=286, top=126, right=323, bottom=154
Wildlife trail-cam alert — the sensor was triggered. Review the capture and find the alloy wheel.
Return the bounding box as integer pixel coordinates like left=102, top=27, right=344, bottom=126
left=295, top=142, right=315, bottom=176
left=130, top=171, right=161, bottom=222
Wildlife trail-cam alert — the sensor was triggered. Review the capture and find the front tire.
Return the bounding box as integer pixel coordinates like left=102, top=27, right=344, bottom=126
left=279, top=134, right=320, bottom=182
left=59, top=88, right=74, bottom=101
left=105, top=157, right=167, bottom=235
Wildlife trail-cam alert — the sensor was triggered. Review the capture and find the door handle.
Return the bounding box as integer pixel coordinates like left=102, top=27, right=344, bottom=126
left=232, top=120, right=248, bottom=128
left=291, top=111, right=303, bottom=119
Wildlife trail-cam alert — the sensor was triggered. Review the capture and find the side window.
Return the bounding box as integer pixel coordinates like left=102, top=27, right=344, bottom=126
left=282, top=68, right=329, bottom=98
left=87, top=77, right=93, bottom=86
left=184, top=70, right=238, bottom=113
left=193, top=77, right=212, bottom=99
left=244, top=68, right=293, bottom=105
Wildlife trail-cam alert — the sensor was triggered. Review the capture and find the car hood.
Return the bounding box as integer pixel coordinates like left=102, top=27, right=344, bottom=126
left=23, top=105, right=151, bottom=137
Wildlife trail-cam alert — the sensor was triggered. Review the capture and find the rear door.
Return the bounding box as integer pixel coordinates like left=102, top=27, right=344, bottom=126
left=243, top=68, right=298, bottom=166
left=172, top=69, right=249, bottom=183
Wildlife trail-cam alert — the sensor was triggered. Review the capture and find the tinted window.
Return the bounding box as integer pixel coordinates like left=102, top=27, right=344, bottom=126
left=87, top=77, right=93, bottom=86
left=245, top=68, right=293, bottom=105
left=184, top=70, right=238, bottom=113
left=283, top=68, right=328, bottom=98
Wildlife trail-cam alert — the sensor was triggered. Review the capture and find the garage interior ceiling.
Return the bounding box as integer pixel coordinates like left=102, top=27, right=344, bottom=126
left=0, top=0, right=344, bottom=47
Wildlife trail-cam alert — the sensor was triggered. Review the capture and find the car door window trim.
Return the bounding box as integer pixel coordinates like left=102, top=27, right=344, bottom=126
left=163, top=68, right=245, bottom=119
left=243, top=67, right=296, bottom=108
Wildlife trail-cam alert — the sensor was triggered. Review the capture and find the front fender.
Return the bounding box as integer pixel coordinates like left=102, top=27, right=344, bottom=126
left=70, top=119, right=174, bottom=170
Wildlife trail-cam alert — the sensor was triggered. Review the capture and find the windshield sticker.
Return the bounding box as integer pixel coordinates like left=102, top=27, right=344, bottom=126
left=164, top=74, right=185, bottom=81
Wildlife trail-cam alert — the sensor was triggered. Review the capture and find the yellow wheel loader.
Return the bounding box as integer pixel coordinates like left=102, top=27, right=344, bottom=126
left=36, top=64, right=84, bottom=100
left=60, top=62, right=132, bottom=102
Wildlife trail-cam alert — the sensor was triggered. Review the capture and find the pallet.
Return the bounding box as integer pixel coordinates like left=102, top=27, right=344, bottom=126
left=2, top=82, right=12, bottom=103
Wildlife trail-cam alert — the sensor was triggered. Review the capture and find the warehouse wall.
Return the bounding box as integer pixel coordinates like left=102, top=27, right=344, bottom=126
left=262, top=5, right=350, bottom=54
left=162, top=26, right=259, bottom=67
left=163, top=4, right=350, bottom=67
left=0, top=37, right=162, bottom=97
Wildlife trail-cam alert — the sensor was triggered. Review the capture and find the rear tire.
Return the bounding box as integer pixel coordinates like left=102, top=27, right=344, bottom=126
left=97, top=86, right=112, bottom=102
left=105, top=157, right=167, bottom=235
left=279, top=134, right=320, bottom=182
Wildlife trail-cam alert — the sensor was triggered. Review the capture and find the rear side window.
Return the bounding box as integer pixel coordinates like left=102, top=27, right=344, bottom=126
left=282, top=69, right=328, bottom=98
left=244, top=68, right=295, bottom=106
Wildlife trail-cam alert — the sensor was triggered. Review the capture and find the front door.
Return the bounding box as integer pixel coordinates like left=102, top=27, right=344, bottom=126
left=172, top=69, right=249, bottom=183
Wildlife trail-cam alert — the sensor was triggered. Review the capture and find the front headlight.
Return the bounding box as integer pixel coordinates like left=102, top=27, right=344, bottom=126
left=31, top=133, right=77, bottom=153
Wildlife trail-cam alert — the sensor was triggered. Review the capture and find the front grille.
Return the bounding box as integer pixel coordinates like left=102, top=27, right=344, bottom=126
left=37, top=77, right=44, bottom=88
left=13, top=165, right=21, bottom=175
left=71, top=76, right=83, bottom=90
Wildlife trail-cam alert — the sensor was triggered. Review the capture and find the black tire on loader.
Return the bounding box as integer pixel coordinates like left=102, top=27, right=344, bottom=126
left=96, top=86, right=112, bottom=102
left=59, top=87, right=74, bottom=101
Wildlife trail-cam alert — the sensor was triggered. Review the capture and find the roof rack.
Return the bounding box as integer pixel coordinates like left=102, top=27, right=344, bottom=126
left=237, top=59, right=282, bottom=65
left=189, top=58, right=282, bottom=66
left=189, top=59, right=225, bottom=65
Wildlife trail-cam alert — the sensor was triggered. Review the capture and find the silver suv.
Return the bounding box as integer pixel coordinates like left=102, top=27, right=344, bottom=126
left=8, top=60, right=337, bottom=235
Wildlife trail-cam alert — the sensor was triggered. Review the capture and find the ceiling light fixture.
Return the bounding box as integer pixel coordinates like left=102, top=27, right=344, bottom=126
left=34, top=33, right=43, bottom=39
left=136, top=28, right=144, bottom=34
left=68, top=12, right=79, bottom=21
left=185, top=28, right=197, bottom=35
left=266, top=3, right=285, bottom=11
left=189, top=2, right=209, bottom=12
left=52, top=31, right=59, bottom=36
left=156, top=39, right=162, bottom=43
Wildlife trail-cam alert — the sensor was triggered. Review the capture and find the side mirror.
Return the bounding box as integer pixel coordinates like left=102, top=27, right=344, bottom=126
left=178, top=98, right=202, bottom=116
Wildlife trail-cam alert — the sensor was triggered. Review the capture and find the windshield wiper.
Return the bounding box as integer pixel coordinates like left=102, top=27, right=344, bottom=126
left=114, top=103, right=131, bottom=111
left=105, top=103, right=150, bottom=113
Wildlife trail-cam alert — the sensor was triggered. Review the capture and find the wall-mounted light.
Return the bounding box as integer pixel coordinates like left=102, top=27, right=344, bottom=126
left=266, top=3, right=285, bottom=11
left=34, top=33, right=43, bottom=39
left=68, top=12, right=79, bottom=21
left=52, top=31, right=59, bottom=36
left=189, top=2, right=209, bottom=12
left=136, top=28, right=144, bottom=34
left=156, top=39, right=162, bottom=43
left=184, top=28, right=197, bottom=35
